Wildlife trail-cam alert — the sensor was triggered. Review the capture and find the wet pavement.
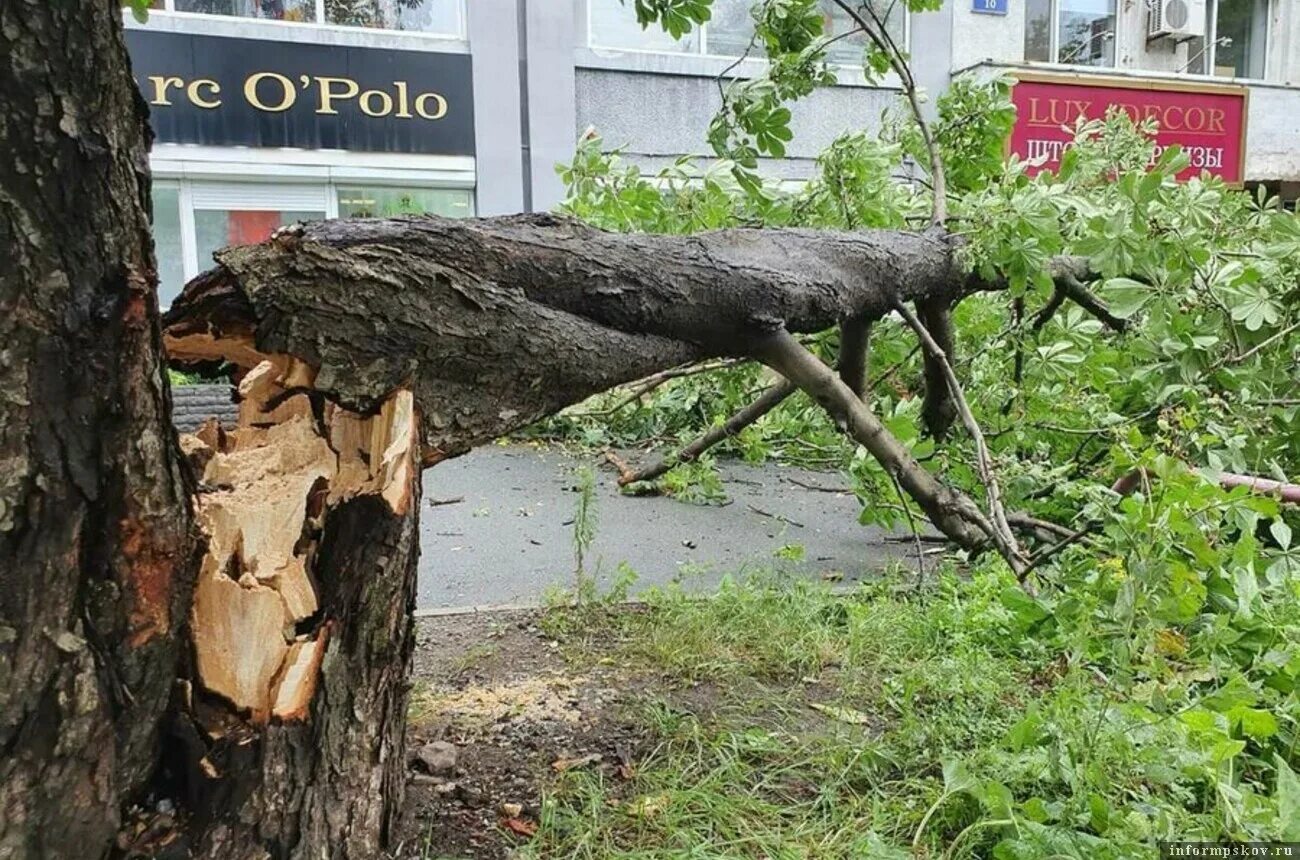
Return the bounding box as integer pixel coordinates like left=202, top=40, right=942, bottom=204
left=417, top=445, right=910, bottom=610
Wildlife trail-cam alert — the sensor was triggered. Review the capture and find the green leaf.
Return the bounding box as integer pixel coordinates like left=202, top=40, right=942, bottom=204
left=1270, top=520, right=1292, bottom=551
left=1101, top=277, right=1152, bottom=319
left=1276, top=755, right=1300, bottom=840
left=942, top=759, right=980, bottom=796
left=1235, top=707, right=1279, bottom=739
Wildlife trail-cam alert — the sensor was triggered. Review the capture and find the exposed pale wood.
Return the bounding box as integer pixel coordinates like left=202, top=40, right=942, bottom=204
left=191, top=569, right=291, bottom=718
left=271, top=632, right=330, bottom=721
left=165, top=331, right=268, bottom=369
left=267, top=557, right=318, bottom=623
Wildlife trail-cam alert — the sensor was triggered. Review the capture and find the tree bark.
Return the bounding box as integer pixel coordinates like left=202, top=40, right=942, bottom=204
left=158, top=365, right=422, bottom=860
left=917, top=299, right=958, bottom=440
left=0, top=1, right=197, bottom=856
left=162, top=214, right=976, bottom=462
left=838, top=316, right=872, bottom=399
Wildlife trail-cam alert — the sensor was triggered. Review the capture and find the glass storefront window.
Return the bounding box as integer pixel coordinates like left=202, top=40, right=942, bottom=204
left=194, top=208, right=325, bottom=273
left=336, top=186, right=473, bottom=218
left=135, top=0, right=462, bottom=34
left=589, top=0, right=906, bottom=65
left=1213, top=0, right=1268, bottom=79
left=173, top=0, right=317, bottom=22
left=1057, top=0, right=1115, bottom=66
left=151, top=183, right=186, bottom=307
left=1023, top=0, right=1116, bottom=67
left=323, top=0, right=459, bottom=33
left=590, top=0, right=699, bottom=53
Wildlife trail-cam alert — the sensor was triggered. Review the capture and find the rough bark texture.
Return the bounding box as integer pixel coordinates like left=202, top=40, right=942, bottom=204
left=180, top=485, right=421, bottom=860
left=917, top=299, right=958, bottom=440
left=0, top=1, right=197, bottom=856
left=164, top=214, right=974, bottom=463
left=838, top=316, right=871, bottom=399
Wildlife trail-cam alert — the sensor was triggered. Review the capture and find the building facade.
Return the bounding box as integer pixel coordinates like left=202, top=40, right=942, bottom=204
left=124, top=0, right=1300, bottom=303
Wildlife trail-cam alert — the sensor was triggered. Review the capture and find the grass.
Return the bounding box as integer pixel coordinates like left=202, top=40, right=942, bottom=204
left=516, top=563, right=1299, bottom=859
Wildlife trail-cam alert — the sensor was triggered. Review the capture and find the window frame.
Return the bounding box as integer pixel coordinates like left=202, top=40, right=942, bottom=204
left=147, top=0, right=465, bottom=40
left=1030, top=0, right=1120, bottom=69
left=1196, top=0, right=1271, bottom=81
left=585, top=0, right=910, bottom=67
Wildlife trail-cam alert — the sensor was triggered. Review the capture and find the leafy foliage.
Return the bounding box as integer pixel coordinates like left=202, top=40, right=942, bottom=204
left=532, top=2, right=1300, bottom=850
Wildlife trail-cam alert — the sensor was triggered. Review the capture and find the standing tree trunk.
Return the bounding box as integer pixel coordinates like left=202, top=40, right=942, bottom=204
left=0, top=1, right=197, bottom=856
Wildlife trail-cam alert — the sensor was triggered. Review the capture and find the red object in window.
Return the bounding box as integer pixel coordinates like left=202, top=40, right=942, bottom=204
left=227, top=211, right=282, bottom=246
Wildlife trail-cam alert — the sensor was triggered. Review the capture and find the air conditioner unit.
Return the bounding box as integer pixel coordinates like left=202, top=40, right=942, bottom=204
left=1148, top=0, right=1207, bottom=41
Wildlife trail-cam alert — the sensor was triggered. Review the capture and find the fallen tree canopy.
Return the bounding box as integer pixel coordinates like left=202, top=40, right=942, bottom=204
left=166, top=214, right=1097, bottom=567
left=152, top=212, right=1068, bottom=854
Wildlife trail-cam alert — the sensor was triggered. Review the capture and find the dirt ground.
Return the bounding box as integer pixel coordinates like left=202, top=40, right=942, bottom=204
left=387, top=610, right=649, bottom=860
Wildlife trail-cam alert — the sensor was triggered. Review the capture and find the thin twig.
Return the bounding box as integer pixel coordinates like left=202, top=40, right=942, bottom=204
left=893, top=297, right=1027, bottom=574
left=889, top=473, right=927, bottom=589
left=747, top=504, right=805, bottom=529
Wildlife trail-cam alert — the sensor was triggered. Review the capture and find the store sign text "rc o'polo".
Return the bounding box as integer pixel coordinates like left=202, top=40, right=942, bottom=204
left=1009, top=72, right=1248, bottom=185
left=123, top=30, right=475, bottom=157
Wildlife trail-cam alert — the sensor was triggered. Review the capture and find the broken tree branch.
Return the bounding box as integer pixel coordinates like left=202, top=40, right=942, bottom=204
left=750, top=329, right=997, bottom=555
left=1030, top=286, right=1068, bottom=333
left=1112, top=467, right=1300, bottom=503
left=1058, top=275, right=1128, bottom=333
left=917, top=299, right=958, bottom=440
left=613, top=379, right=798, bottom=486
left=892, top=298, right=1027, bottom=574
left=838, top=315, right=872, bottom=399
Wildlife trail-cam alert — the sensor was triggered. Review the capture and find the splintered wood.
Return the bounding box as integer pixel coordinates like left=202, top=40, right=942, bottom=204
left=181, top=357, right=416, bottom=723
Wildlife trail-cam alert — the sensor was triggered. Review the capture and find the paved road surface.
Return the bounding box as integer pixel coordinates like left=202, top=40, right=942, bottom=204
left=417, top=445, right=910, bottom=610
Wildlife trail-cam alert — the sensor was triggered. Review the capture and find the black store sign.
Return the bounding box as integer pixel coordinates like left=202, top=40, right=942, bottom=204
left=124, top=30, right=475, bottom=156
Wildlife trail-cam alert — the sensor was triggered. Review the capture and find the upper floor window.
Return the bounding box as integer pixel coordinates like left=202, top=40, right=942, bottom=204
left=1185, top=0, right=1269, bottom=79
left=588, top=0, right=907, bottom=66
left=1024, top=0, right=1117, bottom=67
left=139, top=0, right=462, bottom=35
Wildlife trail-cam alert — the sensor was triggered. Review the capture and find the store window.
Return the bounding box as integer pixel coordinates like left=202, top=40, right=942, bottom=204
left=151, top=182, right=186, bottom=307
left=147, top=181, right=473, bottom=306
left=336, top=186, right=473, bottom=218
left=1186, top=0, right=1269, bottom=79
left=142, top=0, right=462, bottom=35
left=193, top=208, right=326, bottom=282
left=323, top=0, right=459, bottom=33
left=588, top=0, right=906, bottom=64
left=173, top=0, right=317, bottom=22
left=1024, top=0, right=1117, bottom=67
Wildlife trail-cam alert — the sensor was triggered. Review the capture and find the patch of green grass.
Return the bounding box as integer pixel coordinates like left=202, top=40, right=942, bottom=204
left=521, top=562, right=1300, bottom=858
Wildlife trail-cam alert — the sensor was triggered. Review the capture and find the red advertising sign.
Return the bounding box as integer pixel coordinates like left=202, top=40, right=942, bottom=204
left=1009, top=72, right=1248, bottom=185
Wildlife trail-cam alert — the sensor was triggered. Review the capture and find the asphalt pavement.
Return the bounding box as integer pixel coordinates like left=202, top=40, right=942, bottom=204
left=417, top=445, right=911, bottom=611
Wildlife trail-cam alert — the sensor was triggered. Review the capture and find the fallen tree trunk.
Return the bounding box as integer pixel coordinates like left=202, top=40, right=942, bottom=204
left=150, top=214, right=1049, bottom=854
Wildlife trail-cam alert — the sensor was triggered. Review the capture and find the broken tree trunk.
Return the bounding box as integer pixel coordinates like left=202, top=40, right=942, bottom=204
left=0, top=2, right=198, bottom=856
left=159, top=348, right=422, bottom=860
